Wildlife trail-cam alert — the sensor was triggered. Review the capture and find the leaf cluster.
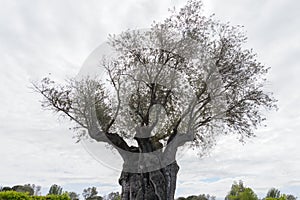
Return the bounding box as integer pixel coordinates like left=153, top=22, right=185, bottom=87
left=33, top=0, right=277, bottom=153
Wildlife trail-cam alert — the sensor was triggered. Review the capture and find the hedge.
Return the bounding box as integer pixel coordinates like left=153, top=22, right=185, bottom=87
left=0, top=191, right=70, bottom=200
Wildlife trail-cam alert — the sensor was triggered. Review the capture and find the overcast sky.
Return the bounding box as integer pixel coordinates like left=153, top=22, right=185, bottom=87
left=0, top=0, right=299, bottom=199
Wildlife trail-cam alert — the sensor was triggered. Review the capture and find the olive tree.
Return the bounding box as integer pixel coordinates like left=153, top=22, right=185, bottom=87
left=33, top=1, right=276, bottom=199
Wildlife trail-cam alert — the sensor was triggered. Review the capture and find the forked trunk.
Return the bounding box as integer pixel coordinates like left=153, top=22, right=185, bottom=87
left=116, top=132, right=187, bottom=200
left=103, top=125, right=192, bottom=200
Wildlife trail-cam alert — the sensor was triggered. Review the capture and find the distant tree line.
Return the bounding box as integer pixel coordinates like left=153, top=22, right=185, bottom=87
left=176, top=181, right=297, bottom=200
left=0, top=181, right=297, bottom=200
left=0, top=184, right=120, bottom=200
left=177, top=194, right=216, bottom=200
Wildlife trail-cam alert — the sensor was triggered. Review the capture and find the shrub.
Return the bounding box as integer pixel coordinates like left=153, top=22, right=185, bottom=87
left=0, top=191, right=30, bottom=200
left=0, top=191, right=70, bottom=200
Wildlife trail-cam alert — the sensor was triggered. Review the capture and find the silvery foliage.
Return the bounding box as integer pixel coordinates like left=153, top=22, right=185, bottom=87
left=33, top=0, right=276, bottom=172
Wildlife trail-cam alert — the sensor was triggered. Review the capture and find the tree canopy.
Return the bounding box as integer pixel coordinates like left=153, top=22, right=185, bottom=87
left=82, top=187, right=98, bottom=200
left=267, top=188, right=281, bottom=199
left=33, top=0, right=276, bottom=174
left=225, top=181, right=258, bottom=200
left=33, top=1, right=277, bottom=199
left=264, top=188, right=297, bottom=200
left=48, top=184, right=63, bottom=195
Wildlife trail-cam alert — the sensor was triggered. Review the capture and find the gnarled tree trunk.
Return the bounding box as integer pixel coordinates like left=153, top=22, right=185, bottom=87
left=88, top=119, right=193, bottom=200
left=119, top=161, right=179, bottom=200
left=115, top=131, right=192, bottom=200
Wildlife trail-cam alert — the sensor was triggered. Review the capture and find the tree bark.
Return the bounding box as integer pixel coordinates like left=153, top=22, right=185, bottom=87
left=119, top=161, right=179, bottom=200
left=117, top=133, right=186, bottom=200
